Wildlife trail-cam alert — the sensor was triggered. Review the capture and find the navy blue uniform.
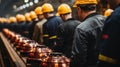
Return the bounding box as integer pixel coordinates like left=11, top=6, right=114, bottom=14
left=9, top=22, right=17, bottom=32
left=22, top=21, right=32, bottom=38
left=15, top=22, right=26, bottom=35
left=98, top=6, right=120, bottom=67
left=43, top=16, right=62, bottom=49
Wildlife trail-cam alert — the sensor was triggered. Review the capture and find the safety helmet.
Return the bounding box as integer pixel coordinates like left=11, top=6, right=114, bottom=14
left=9, top=17, right=17, bottom=23
left=34, top=7, right=43, bottom=15
left=24, top=13, right=32, bottom=22
left=16, top=14, right=26, bottom=22
left=0, top=18, right=4, bottom=23
left=73, top=0, right=98, bottom=7
left=42, top=3, right=54, bottom=13
left=1, top=18, right=8, bottom=23
left=58, top=4, right=72, bottom=15
left=30, top=11, right=37, bottom=20
left=104, top=9, right=113, bottom=17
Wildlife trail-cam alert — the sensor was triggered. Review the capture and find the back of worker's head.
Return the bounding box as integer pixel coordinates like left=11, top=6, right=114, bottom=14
left=34, top=6, right=43, bottom=15
left=9, top=16, right=17, bottom=23
left=57, top=3, right=72, bottom=21
left=0, top=18, right=8, bottom=23
left=16, top=14, right=26, bottom=22
left=30, top=11, right=37, bottom=20
left=58, top=3, right=72, bottom=15
left=34, top=6, right=44, bottom=20
left=24, top=13, right=32, bottom=22
left=42, top=3, right=54, bottom=13
left=73, top=0, right=98, bottom=21
left=42, top=3, right=54, bottom=19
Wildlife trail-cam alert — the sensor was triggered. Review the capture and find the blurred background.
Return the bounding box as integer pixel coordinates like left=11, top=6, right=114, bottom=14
left=0, top=0, right=74, bottom=17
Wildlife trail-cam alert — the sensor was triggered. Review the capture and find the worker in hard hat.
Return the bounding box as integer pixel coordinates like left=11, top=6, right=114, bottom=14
left=24, top=13, right=32, bottom=23
left=0, top=17, right=9, bottom=31
left=8, top=16, right=17, bottom=31
left=42, top=3, right=62, bottom=49
left=9, top=17, right=17, bottom=23
left=29, top=11, right=39, bottom=39
left=30, top=11, right=38, bottom=22
left=15, top=14, right=26, bottom=35
left=104, top=8, right=113, bottom=17
left=1, top=18, right=10, bottom=30
left=53, top=3, right=81, bottom=58
left=24, top=13, right=32, bottom=38
left=97, top=0, right=120, bottom=67
left=70, top=0, right=106, bottom=67
left=32, top=6, right=47, bottom=44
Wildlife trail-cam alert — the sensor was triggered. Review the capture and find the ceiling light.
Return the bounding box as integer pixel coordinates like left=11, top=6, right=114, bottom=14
left=34, top=0, right=39, bottom=4
left=29, top=2, right=33, bottom=6
left=24, top=0, right=29, bottom=3
left=13, top=5, right=17, bottom=9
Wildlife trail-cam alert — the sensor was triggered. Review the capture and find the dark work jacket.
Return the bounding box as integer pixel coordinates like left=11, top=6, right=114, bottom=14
left=28, top=19, right=39, bottom=39
left=43, top=16, right=62, bottom=49
left=54, top=18, right=81, bottom=58
left=15, top=21, right=26, bottom=35
left=0, top=22, right=3, bottom=31
left=3, top=22, right=9, bottom=29
left=70, top=13, right=106, bottom=67
left=21, top=21, right=33, bottom=37
left=9, top=22, right=17, bottom=32
left=23, top=21, right=32, bottom=38
left=97, top=6, right=120, bottom=67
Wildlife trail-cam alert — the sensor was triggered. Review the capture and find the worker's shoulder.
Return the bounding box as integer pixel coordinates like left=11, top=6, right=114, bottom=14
left=50, top=16, right=61, bottom=21
left=77, top=14, right=105, bottom=31
left=106, top=7, right=120, bottom=24
left=110, top=7, right=120, bottom=18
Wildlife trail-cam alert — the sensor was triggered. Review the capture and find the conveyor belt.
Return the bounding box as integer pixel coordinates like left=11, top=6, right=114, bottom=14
left=0, top=32, right=27, bottom=67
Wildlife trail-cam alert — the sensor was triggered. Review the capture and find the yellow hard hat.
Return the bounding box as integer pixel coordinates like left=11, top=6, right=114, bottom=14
left=73, top=0, right=98, bottom=7
left=42, top=3, right=54, bottom=13
left=34, top=7, right=43, bottom=15
left=1, top=18, right=8, bottom=23
left=104, top=9, right=113, bottom=17
left=9, top=17, right=17, bottom=23
left=30, top=11, right=37, bottom=20
left=16, top=14, right=26, bottom=22
left=58, top=4, right=72, bottom=15
left=24, top=13, right=32, bottom=22
left=0, top=18, right=4, bottom=23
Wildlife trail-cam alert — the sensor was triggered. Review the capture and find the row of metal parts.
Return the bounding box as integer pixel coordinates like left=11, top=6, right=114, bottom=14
left=2, top=28, right=70, bottom=67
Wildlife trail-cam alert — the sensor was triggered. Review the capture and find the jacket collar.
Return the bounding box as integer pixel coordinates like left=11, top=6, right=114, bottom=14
left=65, top=18, right=75, bottom=22
left=83, top=12, right=100, bottom=21
left=47, top=16, right=56, bottom=20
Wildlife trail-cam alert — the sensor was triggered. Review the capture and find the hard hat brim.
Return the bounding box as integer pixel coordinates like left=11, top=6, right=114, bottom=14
left=73, top=1, right=79, bottom=7
left=73, top=0, right=98, bottom=7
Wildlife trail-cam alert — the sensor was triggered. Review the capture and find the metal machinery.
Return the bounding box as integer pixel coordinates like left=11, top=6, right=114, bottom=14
left=0, top=29, right=70, bottom=67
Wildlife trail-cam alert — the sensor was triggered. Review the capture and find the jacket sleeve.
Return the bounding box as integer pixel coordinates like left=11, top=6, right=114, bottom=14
left=70, top=28, right=88, bottom=67
left=43, top=23, right=49, bottom=45
left=53, top=25, right=64, bottom=52
left=32, top=25, right=40, bottom=42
